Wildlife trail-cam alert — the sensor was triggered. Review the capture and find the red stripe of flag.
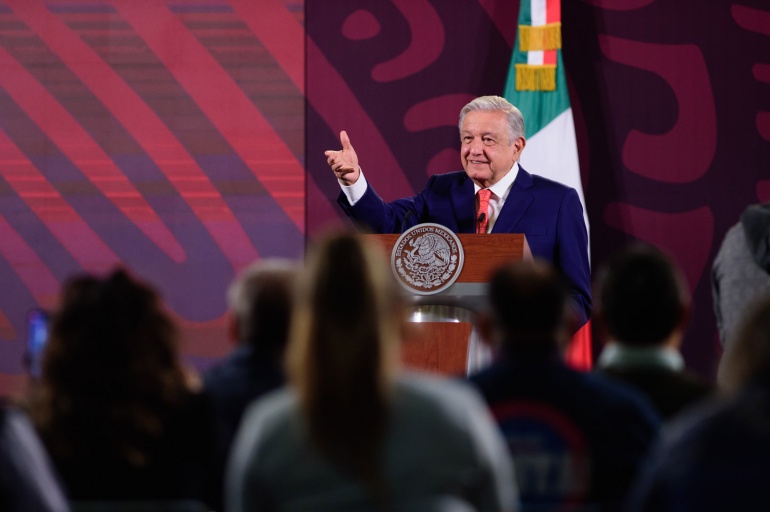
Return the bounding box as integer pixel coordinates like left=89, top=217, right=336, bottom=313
left=543, top=0, right=559, bottom=66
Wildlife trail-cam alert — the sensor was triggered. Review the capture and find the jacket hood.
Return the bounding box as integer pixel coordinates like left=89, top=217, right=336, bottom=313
left=741, top=202, right=770, bottom=272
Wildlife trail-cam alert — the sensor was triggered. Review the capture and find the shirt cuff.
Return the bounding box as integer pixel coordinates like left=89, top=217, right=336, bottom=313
left=340, top=170, right=368, bottom=206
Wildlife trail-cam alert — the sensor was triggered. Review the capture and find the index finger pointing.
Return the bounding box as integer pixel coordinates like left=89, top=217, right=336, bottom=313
left=340, top=130, right=352, bottom=150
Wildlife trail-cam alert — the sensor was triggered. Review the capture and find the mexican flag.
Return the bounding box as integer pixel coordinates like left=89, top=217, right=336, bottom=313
left=503, top=0, right=593, bottom=370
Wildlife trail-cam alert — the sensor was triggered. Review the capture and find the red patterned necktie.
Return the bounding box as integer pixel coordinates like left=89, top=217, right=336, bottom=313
left=476, top=188, right=492, bottom=234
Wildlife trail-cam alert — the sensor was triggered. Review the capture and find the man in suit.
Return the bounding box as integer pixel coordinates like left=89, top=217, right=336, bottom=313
left=325, top=95, right=591, bottom=327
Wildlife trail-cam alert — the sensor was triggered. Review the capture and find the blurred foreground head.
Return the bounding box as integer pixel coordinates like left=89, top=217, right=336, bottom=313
left=485, top=259, right=572, bottom=351
left=227, top=258, right=299, bottom=358
left=595, top=244, right=689, bottom=347
left=32, top=269, right=188, bottom=459
left=287, top=231, right=403, bottom=487
left=288, top=231, right=403, bottom=399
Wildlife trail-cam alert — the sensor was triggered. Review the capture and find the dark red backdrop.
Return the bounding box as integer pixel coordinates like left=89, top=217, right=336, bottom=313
left=306, top=0, right=770, bottom=380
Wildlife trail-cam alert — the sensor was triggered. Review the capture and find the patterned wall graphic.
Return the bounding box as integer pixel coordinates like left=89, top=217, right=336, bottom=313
left=306, top=0, right=519, bottom=233
left=0, top=0, right=305, bottom=395
left=565, top=0, right=770, bottom=377
left=306, top=0, right=770, bottom=379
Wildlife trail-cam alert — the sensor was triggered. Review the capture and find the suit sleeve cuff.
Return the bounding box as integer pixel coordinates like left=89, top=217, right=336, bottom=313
left=339, top=170, right=368, bottom=206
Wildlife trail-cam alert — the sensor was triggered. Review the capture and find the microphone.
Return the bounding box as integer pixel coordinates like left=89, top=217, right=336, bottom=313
left=476, top=212, right=486, bottom=233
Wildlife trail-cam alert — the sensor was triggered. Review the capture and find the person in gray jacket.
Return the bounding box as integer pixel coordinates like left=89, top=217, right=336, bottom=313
left=712, top=202, right=770, bottom=346
left=226, top=232, right=518, bottom=512
left=0, top=403, right=69, bottom=512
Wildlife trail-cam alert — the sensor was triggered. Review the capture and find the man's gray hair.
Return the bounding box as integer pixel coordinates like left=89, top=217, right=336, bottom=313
left=228, top=258, right=299, bottom=347
left=458, top=95, right=525, bottom=143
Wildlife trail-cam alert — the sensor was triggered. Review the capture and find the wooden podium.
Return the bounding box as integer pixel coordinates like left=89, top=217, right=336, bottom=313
left=370, top=233, right=532, bottom=376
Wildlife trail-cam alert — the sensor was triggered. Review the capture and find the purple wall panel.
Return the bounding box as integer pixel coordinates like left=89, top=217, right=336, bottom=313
left=0, top=0, right=305, bottom=395
left=564, top=0, right=770, bottom=377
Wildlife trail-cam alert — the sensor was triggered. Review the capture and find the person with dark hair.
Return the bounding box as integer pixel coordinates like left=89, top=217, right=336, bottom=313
left=628, top=292, right=770, bottom=511
left=226, top=232, right=518, bottom=512
left=712, top=202, right=770, bottom=346
left=27, top=269, right=214, bottom=506
left=594, top=244, right=712, bottom=419
left=469, top=260, right=660, bottom=511
left=204, top=259, right=299, bottom=508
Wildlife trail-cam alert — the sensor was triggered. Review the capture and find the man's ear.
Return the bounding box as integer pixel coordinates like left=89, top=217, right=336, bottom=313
left=513, top=136, right=526, bottom=157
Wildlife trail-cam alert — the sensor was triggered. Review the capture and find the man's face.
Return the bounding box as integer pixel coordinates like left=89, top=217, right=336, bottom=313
left=460, top=110, right=525, bottom=188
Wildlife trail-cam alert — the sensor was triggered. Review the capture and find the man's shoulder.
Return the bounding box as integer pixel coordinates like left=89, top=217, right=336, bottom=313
left=433, top=170, right=467, bottom=178
left=240, top=386, right=295, bottom=432
left=396, top=371, right=485, bottom=409
left=580, top=370, right=659, bottom=408
left=470, top=360, right=656, bottom=415
left=522, top=169, right=576, bottom=194
left=425, top=170, right=468, bottom=186
left=714, top=222, right=749, bottom=262
left=204, top=346, right=284, bottom=394
left=203, top=345, right=251, bottom=383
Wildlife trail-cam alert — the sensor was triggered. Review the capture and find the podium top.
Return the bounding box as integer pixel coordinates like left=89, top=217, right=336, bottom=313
left=368, top=232, right=532, bottom=311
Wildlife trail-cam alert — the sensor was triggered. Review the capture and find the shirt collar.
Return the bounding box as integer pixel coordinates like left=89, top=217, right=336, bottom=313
left=474, top=161, right=519, bottom=198
left=597, top=342, right=685, bottom=372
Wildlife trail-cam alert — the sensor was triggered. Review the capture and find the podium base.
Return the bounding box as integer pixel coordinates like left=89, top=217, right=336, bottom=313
left=401, top=305, right=492, bottom=376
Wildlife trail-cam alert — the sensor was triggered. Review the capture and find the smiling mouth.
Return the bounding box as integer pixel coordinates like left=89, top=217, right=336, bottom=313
left=469, top=160, right=488, bottom=165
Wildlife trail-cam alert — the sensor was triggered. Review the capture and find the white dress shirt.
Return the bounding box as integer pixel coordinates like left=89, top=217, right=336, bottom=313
left=340, top=162, right=520, bottom=233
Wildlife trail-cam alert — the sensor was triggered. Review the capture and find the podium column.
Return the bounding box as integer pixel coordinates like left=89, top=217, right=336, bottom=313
left=370, top=228, right=532, bottom=376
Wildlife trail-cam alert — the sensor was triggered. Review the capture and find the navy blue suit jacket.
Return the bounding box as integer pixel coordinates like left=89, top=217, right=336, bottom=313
left=337, top=168, right=591, bottom=326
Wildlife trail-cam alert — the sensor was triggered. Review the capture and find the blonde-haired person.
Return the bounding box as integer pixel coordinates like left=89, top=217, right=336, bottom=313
left=628, top=292, right=770, bottom=511
left=226, top=232, right=517, bottom=512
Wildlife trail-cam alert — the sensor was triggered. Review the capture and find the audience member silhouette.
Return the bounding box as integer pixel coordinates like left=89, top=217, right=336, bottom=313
left=468, top=259, right=660, bottom=511
left=628, top=291, right=770, bottom=511
left=204, top=258, right=298, bottom=509
left=27, top=269, right=214, bottom=507
left=226, top=232, right=518, bottom=512
left=594, top=244, right=712, bottom=419
left=712, top=201, right=770, bottom=345
left=0, top=401, right=69, bottom=512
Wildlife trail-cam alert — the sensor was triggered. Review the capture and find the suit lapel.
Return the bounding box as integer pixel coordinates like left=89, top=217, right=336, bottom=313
left=492, top=167, right=534, bottom=234
left=453, top=173, right=477, bottom=234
